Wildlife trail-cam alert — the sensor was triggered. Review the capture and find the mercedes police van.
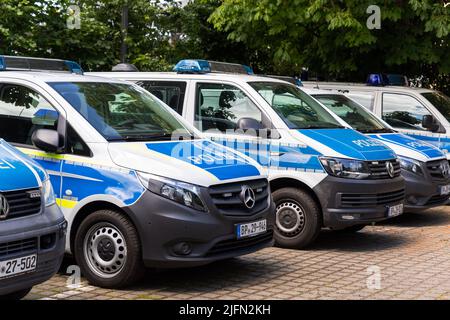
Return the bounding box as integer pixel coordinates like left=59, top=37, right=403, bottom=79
left=304, top=88, right=450, bottom=211
left=0, top=56, right=274, bottom=289
left=91, top=60, right=406, bottom=248
left=0, top=139, right=66, bottom=300
left=302, top=77, right=450, bottom=160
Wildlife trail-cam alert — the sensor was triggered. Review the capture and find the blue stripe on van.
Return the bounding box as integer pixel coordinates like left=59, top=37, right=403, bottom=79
left=146, top=140, right=261, bottom=180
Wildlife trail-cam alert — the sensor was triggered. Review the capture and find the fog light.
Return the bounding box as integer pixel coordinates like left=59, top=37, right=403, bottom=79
left=40, top=233, right=56, bottom=250
left=173, top=242, right=192, bottom=255
left=407, top=195, right=418, bottom=205
left=341, top=214, right=360, bottom=220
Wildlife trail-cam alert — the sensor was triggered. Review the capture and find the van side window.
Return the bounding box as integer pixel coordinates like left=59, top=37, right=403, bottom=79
left=195, top=83, right=263, bottom=132
left=137, top=81, right=186, bottom=115
left=382, top=93, right=432, bottom=131
left=66, top=124, right=92, bottom=157
left=346, top=92, right=375, bottom=110
left=0, top=84, right=58, bottom=146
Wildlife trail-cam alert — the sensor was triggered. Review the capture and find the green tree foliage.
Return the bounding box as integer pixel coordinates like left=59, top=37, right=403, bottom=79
left=210, top=0, right=449, bottom=92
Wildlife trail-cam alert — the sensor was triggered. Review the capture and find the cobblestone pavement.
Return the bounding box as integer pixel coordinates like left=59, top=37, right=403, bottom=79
left=26, top=207, right=450, bottom=300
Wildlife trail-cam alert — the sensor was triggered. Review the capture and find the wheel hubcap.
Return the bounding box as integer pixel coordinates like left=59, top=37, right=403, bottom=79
left=276, top=201, right=305, bottom=236
left=84, top=223, right=127, bottom=278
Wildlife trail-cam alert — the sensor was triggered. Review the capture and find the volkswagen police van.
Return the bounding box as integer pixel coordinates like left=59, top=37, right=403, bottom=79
left=0, top=56, right=274, bottom=289
left=304, top=88, right=450, bottom=211
left=0, top=139, right=66, bottom=299
left=91, top=60, right=406, bottom=248
left=302, top=78, right=450, bottom=160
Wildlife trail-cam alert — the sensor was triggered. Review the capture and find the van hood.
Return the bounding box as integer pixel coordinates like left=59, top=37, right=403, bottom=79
left=368, top=133, right=445, bottom=162
left=294, top=128, right=396, bottom=160
left=108, top=139, right=263, bottom=187
left=0, top=140, right=43, bottom=192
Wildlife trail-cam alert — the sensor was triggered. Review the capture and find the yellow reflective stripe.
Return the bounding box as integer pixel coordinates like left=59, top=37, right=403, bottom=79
left=19, top=148, right=104, bottom=166
left=19, top=148, right=65, bottom=160
left=56, top=198, right=77, bottom=209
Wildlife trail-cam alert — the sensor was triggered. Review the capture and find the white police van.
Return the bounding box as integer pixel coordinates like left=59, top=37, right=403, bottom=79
left=0, top=139, right=66, bottom=299
left=304, top=88, right=450, bottom=210
left=303, top=76, right=450, bottom=160
left=91, top=60, right=406, bottom=248
left=0, top=56, right=274, bottom=288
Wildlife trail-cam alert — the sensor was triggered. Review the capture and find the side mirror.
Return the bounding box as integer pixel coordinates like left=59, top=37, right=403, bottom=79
left=31, top=129, right=60, bottom=153
left=422, top=115, right=439, bottom=132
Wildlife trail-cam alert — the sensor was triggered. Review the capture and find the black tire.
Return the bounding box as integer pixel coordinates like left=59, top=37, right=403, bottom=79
left=335, top=224, right=367, bottom=233
left=74, top=209, right=145, bottom=288
left=273, top=188, right=322, bottom=249
left=0, top=287, right=32, bottom=300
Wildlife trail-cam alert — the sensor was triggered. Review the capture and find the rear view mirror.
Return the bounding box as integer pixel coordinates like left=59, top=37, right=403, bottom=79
left=422, top=115, right=439, bottom=132
left=31, top=129, right=61, bottom=153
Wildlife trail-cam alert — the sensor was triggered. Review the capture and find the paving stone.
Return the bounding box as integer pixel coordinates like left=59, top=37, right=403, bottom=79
left=26, top=208, right=450, bottom=300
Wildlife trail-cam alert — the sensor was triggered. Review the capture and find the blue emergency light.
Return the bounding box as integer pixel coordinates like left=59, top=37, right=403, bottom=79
left=174, top=59, right=253, bottom=75
left=367, top=73, right=408, bottom=86
left=0, top=55, right=84, bottom=74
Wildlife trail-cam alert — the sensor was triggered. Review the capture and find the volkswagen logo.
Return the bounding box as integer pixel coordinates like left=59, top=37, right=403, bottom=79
left=386, top=161, right=395, bottom=178
left=240, top=185, right=256, bottom=209
left=0, top=194, right=10, bottom=220
left=440, top=162, right=449, bottom=178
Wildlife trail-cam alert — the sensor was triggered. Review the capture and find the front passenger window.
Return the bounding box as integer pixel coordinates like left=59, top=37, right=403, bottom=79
left=195, top=83, right=264, bottom=132
left=382, top=93, right=432, bottom=131
left=0, top=84, right=58, bottom=146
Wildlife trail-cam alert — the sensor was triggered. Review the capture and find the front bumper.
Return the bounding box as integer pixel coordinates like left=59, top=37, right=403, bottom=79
left=313, top=176, right=405, bottom=230
left=403, top=169, right=450, bottom=211
left=124, top=189, right=275, bottom=268
left=0, top=204, right=66, bottom=296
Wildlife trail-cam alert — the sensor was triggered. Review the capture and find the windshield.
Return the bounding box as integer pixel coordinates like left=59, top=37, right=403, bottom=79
left=248, top=82, right=343, bottom=129
left=48, top=82, right=194, bottom=142
left=313, top=94, right=393, bottom=134
left=422, top=92, right=450, bottom=122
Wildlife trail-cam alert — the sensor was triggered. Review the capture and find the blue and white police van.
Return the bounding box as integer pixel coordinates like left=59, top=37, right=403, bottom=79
left=91, top=60, right=407, bottom=248
left=303, top=76, right=450, bottom=161
left=304, top=88, right=450, bottom=211
left=0, top=139, right=66, bottom=299
left=0, top=56, right=274, bottom=288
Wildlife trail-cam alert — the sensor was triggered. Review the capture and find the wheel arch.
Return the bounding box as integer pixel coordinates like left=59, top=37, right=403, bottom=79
left=69, top=200, right=139, bottom=254
left=270, top=177, right=323, bottom=213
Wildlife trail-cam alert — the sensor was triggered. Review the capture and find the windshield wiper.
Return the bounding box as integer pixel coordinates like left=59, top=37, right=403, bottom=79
left=298, top=124, right=346, bottom=129
left=360, top=128, right=395, bottom=134
left=109, top=132, right=197, bottom=142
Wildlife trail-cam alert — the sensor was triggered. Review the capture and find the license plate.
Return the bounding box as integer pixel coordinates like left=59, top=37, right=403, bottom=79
left=440, top=185, right=450, bottom=195
left=236, top=219, right=267, bottom=239
left=0, top=254, right=37, bottom=279
left=388, top=203, right=403, bottom=217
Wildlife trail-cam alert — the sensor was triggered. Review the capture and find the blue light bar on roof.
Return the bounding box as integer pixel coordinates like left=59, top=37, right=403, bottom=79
left=367, top=73, right=387, bottom=86
left=173, top=60, right=211, bottom=74
left=0, top=55, right=83, bottom=74
left=174, top=59, right=253, bottom=75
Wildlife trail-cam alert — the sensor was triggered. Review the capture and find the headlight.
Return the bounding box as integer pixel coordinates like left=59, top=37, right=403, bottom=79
left=319, top=157, right=370, bottom=179
left=137, top=172, right=208, bottom=212
left=42, top=178, right=56, bottom=207
left=399, top=156, right=423, bottom=176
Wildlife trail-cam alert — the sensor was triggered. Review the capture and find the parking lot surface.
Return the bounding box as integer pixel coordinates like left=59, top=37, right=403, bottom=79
left=26, top=207, right=450, bottom=300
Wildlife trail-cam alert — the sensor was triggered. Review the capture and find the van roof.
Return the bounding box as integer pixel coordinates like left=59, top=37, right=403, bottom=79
left=88, top=71, right=291, bottom=84
left=0, top=71, right=131, bottom=84
left=302, top=81, right=435, bottom=94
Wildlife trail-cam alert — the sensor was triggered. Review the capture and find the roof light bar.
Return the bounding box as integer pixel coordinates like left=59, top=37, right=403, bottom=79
left=173, top=59, right=253, bottom=75
left=0, top=55, right=83, bottom=74
left=367, top=73, right=408, bottom=86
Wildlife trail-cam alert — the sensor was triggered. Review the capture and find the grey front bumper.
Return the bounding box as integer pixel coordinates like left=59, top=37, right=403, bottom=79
left=0, top=204, right=66, bottom=296
left=403, top=169, right=450, bottom=211
left=124, top=190, right=275, bottom=268
left=313, top=176, right=405, bottom=229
